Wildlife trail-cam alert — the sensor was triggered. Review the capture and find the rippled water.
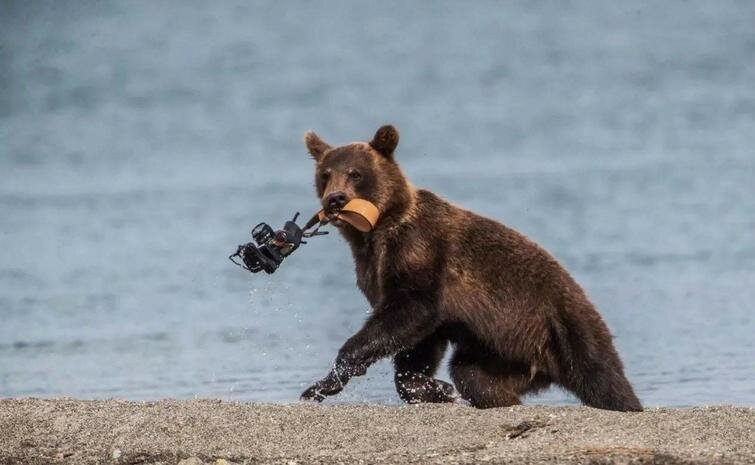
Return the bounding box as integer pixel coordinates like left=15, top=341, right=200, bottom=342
left=1, top=1, right=753, bottom=406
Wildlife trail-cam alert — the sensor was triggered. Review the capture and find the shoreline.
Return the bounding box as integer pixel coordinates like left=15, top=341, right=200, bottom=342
left=1, top=399, right=752, bottom=464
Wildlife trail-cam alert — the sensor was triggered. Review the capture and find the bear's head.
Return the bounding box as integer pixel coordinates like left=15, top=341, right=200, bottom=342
left=304, top=125, right=412, bottom=231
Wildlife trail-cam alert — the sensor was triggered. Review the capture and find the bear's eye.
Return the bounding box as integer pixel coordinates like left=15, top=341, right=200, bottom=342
left=320, top=171, right=331, bottom=183
left=348, top=170, right=362, bottom=182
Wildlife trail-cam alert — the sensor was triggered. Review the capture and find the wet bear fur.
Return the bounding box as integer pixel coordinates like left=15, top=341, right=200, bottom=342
left=300, top=125, right=642, bottom=411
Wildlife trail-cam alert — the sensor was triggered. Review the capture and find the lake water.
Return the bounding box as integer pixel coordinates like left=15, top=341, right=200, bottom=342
left=1, top=1, right=753, bottom=407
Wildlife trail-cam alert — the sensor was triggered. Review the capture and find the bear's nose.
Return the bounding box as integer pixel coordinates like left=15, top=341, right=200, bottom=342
left=325, top=191, right=348, bottom=210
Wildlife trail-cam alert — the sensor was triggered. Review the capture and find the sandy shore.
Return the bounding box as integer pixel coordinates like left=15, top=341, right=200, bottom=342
left=0, top=399, right=752, bottom=465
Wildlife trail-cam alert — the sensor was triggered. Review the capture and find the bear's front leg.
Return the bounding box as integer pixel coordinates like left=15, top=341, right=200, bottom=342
left=301, top=295, right=438, bottom=402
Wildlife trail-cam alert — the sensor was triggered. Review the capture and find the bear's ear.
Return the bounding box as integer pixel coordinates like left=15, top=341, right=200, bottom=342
left=304, top=130, right=331, bottom=162
left=369, top=125, right=399, bottom=159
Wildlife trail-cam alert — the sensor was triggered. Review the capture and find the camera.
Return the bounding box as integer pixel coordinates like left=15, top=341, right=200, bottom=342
left=229, top=212, right=325, bottom=274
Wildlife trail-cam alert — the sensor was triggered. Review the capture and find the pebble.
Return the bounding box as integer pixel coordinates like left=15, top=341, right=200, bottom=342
left=178, top=458, right=203, bottom=465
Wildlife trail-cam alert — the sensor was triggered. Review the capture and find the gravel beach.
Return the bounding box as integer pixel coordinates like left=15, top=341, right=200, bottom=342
left=0, top=399, right=752, bottom=464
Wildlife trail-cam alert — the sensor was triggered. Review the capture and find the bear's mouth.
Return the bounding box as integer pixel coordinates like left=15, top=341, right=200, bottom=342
left=323, top=207, right=341, bottom=216
left=325, top=210, right=346, bottom=227
left=317, top=199, right=380, bottom=232
left=321, top=209, right=344, bottom=226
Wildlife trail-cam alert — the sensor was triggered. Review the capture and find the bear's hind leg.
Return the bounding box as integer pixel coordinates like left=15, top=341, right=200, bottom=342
left=449, top=344, right=549, bottom=409
left=559, top=355, right=643, bottom=412
left=550, top=310, right=643, bottom=412
left=394, top=332, right=458, bottom=404
left=449, top=349, right=519, bottom=408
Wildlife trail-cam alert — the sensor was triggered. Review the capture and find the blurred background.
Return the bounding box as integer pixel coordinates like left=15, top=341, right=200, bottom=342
left=1, top=1, right=753, bottom=406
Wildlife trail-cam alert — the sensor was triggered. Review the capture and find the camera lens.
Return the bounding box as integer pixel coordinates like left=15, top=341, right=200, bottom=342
left=251, top=223, right=275, bottom=245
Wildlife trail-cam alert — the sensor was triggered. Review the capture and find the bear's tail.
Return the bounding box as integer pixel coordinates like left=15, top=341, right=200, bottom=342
left=550, top=299, right=642, bottom=412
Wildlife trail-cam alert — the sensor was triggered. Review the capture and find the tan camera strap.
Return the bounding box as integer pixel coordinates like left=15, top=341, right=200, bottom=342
left=305, top=199, right=380, bottom=233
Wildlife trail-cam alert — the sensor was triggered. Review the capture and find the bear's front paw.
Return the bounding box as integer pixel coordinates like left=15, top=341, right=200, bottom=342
left=300, top=371, right=344, bottom=402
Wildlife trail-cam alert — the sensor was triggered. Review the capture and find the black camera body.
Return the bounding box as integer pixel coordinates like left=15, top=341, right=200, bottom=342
left=230, top=212, right=323, bottom=274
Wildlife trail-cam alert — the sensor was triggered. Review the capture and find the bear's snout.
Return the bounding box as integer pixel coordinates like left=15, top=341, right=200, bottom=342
left=324, top=191, right=348, bottom=212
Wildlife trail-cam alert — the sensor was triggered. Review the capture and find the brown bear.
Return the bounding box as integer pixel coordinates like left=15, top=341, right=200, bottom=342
left=300, top=125, right=642, bottom=411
